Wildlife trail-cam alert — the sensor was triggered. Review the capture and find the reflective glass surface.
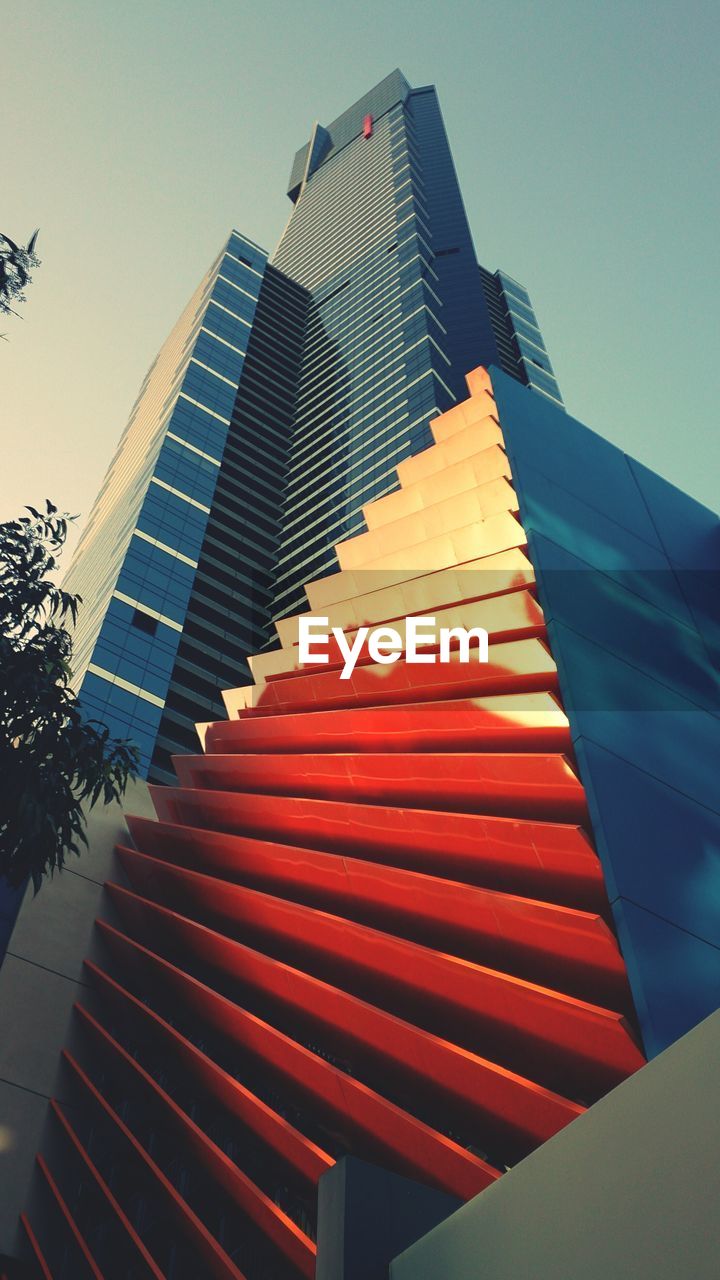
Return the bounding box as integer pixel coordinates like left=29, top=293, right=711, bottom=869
left=66, top=79, right=563, bottom=778
left=66, top=232, right=268, bottom=768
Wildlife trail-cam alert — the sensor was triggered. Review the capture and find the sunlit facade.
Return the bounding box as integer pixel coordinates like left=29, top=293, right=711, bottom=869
left=62, top=70, right=560, bottom=781
left=63, top=232, right=269, bottom=774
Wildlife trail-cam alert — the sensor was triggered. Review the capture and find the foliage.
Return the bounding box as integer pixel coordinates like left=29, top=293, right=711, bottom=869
left=0, top=229, right=40, bottom=321
left=0, top=501, right=139, bottom=891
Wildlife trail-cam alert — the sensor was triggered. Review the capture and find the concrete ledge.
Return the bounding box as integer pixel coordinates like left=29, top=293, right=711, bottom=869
left=391, top=1010, right=720, bottom=1280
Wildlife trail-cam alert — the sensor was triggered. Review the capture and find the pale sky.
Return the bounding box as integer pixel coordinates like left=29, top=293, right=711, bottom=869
left=2, top=0, right=718, bottom=567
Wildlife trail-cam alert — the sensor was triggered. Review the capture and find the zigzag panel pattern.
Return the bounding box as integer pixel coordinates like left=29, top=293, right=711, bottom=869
left=23, top=368, right=645, bottom=1280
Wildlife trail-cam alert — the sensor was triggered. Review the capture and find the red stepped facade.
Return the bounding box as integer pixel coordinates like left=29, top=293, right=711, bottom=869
left=21, top=368, right=645, bottom=1279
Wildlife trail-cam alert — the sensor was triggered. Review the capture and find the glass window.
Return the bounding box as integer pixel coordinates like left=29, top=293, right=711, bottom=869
left=505, top=294, right=538, bottom=327
left=132, top=608, right=158, bottom=636
left=509, top=311, right=546, bottom=348
left=524, top=361, right=561, bottom=396
left=497, top=272, right=532, bottom=307
left=516, top=336, right=554, bottom=374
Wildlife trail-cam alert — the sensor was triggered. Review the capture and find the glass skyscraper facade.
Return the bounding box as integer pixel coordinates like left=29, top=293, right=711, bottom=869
left=64, top=70, right=562, bottom=780
left=63, top=233, right=270, bottom=775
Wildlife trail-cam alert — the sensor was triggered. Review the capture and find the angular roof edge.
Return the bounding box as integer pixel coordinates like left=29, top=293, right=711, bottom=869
left=287, top=69, right=415, bottom=201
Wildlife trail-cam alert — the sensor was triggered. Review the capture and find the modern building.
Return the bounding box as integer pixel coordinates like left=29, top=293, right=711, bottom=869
left=0, top=71, right=718, bottom=1280
left=60, top=69, right=561, bottom=788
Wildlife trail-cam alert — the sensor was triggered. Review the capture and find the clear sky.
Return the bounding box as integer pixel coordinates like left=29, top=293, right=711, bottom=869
left=2, top=0, right=718, bottom=564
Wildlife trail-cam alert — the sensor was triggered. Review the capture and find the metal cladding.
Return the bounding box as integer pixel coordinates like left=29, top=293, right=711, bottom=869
left=490, top=367, right=720, bottom=1058
left=20, top=370, right=646, bottom=1279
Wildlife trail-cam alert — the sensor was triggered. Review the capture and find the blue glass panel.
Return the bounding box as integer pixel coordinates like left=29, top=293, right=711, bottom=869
left=210, top=278, right=257, bottom=322
left=516, top=337, right=554, bottom=373
left=529, top=536, right=716, bottom=705
left=193, top=330, right=245, bottom=382
left=497, top=272, right=531, bottom=307
left=114, top=574, right=191, bottom=623
left=154, top=439, right=220, bottom=507
left=505, top=294, right=538, bottom=327
left=527, top=528, right=695, bottom=630
left=218, top=255, right=261, bottom=294
left=514, top=462, right=669, bottom=574
left=227, top=235, right=266, bottom=273
left=546, top=621, right=720, bottom=814
left=493, top=364, right=720, bottom=1057
left=577, top=737, right=720, bottom=947
left=509, top=312, right=546, bottom=347
left=628, top=458, right=720, bottom=571
left=136, top=486, right=209, bottom=553
left=492, top=370, right=663, bottom=548
left=524, top=364, right=561, bottom=397
left=202, top=304, right=251, bottom=348
left=170, top=398, right=230, bottom=454
left=181, top=362, right=237, bottom=419
left=612, top=897, right=720, bottom=1057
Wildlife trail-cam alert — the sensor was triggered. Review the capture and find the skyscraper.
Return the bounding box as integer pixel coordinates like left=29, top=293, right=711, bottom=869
left=2, top=68, right=717, bottom=1280
left=62, top=70, right=561, bottom=784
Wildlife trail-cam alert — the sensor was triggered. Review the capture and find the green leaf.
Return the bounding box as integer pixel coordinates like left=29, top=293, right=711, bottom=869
left=0, top=500, right=139, bottom=891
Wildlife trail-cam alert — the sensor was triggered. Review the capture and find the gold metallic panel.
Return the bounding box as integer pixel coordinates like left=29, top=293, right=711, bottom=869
left=430, top=390, right=498, bottom=445
left=400, top=552, right=533, bottom=617
left=397, top=417, right=505, bottom=487
left=339, top=477, right=519, bottom=572
left=304, top=546, right=534, bottom=614
left=338, top=508, right=526, bottom=574
left=464, top=367, right=494, bottom=397
left=364, top=443, right=512, bottom=532
left=277, top=552, right=534, bottom=649
left=250, top=589, right=545, bottom=683
left=222, top=684, right=255, bottom=718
